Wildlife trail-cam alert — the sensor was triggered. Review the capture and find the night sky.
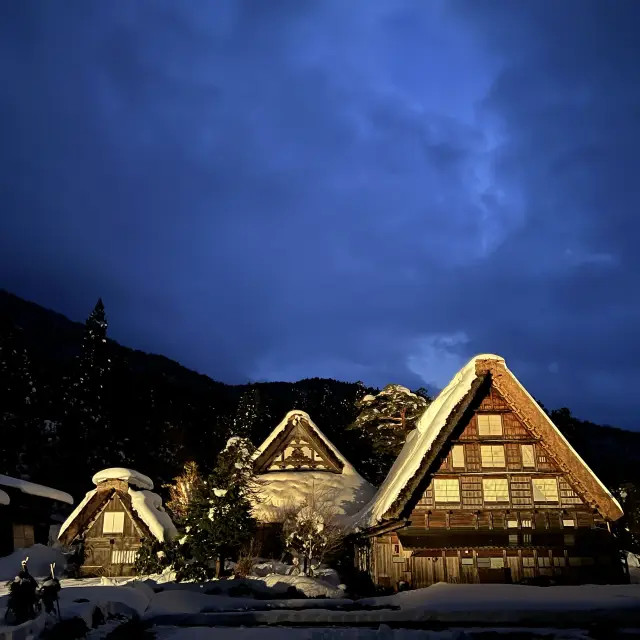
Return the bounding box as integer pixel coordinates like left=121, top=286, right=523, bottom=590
left=1, top=1, right=639, bottom=429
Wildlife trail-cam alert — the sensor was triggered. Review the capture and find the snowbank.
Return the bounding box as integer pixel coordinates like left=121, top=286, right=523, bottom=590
left=0, top=474, right=73, bottom=505
left=0, top=489, right=9, bottom=506
left=0, top=544, right=66, bottom=581
left=92, top=468, right=154, bottom=490
left=128, top=487, right=178, bottom=542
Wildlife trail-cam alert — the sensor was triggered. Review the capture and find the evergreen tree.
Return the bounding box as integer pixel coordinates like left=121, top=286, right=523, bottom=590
left=347, top=384, right=431, bottom=486
left=172, top=437, right=258, bottom=580
left=61, top=299, right=112, bottom=476
left=231, top=388, right=263, bottom=439
left=0, top=322, right=39, bottom=477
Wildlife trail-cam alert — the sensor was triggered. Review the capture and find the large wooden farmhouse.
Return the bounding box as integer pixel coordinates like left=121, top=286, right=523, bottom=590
left=57, top=468, right=177, bottom=577
left=352, top=354, right=625, bottom=588
left=252, top=410, right=375, bottom=555
left=0, top=474, right=74, bottom=556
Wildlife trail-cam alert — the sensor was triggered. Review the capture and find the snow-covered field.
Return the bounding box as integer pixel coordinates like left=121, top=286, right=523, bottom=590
left=3, top=546, right=640, bottom=638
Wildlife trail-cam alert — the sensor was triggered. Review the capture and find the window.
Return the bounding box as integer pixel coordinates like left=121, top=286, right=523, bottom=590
left=451, top=445, right=465, bottom=468
left=481, top=445, right=505, bottom=468
left=393, top=544, right=400, bottom=555
left=522, top=533, right=532, bottom=545
left=521, top=519, right=532, bottom=528
left=483, top=478, right=509, bottom=502
left=477, top=558, right=491, bottom=568
left=553, top=557, right=566, bottom=567
left=532, top=478, right=559, bottom=502
left=490, top=557, right=504, bottom=569
left=103, top=512, right=125, bottom=534
left=111, top=549, right=137, bottom=564
left=461, top=557, right=473, bottom=566
left=509, top=534, right=518, bottom=545
left=507, top=519, right=519, bottom=528
left=538, top=556, right=551, bottom=567
left=562, top=518, right=575, bottom=528
left=433, top=478, right=460, bottom=502
left=522, top=557, right=535, bottom=567
left=477, top=414, right=503, bottom=436
left=521, top=444, right=535, bottom=468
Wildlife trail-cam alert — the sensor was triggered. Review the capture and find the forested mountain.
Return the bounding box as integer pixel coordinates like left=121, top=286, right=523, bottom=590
left=1, top=288, right=640, bottom=510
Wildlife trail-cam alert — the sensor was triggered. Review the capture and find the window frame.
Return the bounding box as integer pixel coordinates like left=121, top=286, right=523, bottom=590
left=477, top=413, right=503, bottom=436
left=531, top=477, right=559, bottom=503
left=433, top=478, right=461, bottom=503
left=103, top=511, right=125, bottom=535
left=481, top=444, right=506, bottom=468
left=521, top=444, right=536, bottom=468
left=451, top=445, right=465, bottom=468
left=482, top=477, right=510, bottom=503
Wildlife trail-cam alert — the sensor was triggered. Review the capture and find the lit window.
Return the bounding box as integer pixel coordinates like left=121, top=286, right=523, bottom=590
left=461, top=557, right=473, bottom=566
left=451, top=445, right=465, bottom=468
left=562, top=518, right=575, bottom=528
left=538, top=556, right=551, bottom=567
left=521, top=519, right=532, bottom=528
left=481, top=445, right=505, bottom=468
left=103, top=512, right=125, bottom=534
left=111, top=549, right=137, bottom=564
left=532, top=478, right=559, bottom=502
left=490, top=557, right=504, bottom=569
left=477, top=558, right=491, bottom=568
left=523, top=533, right=532, bottom=544
left=521, top=444, right=535, bottom=468
left=507, top=520, right=519, bottom=528
left=483, top=478, right=509, bottom=502
left=433, top=478, right=460, bottom=502
left=477, top=414, right=503, bottom=436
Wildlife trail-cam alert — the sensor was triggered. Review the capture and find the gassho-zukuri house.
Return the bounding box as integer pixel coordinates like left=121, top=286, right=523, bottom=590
left=350, top=354, right=625, bottom=588
left=251, top=410, right=375, bottom=555
left=57, top=467, right=177, bottom=577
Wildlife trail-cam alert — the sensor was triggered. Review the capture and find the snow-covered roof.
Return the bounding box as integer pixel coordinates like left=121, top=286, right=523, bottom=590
left=0, top=489, right=10, bottom=506
left=253, top=410, right=359, bottom=474
left=128, top=487, right=178, bottom=542
left=352, top=353, right=623, bottom=530
left=92, top=468, right=154, bottom=490
left=58, top=482, right=177, bottom=544
left=0, top=474, right=73, bottom=505
left=252, top=410, right=376, bottom=523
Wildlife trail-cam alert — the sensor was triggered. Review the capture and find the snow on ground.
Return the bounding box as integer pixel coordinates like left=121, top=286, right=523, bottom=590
left=0, top=544, right=66, bottom=581
left=152, top=628, right=595, bottom=640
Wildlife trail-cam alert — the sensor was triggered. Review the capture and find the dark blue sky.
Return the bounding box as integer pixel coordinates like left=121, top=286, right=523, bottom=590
left=1, top=1, right=639, bottom=429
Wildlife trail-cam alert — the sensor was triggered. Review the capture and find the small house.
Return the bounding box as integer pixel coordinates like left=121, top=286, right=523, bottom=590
left=57, top=467, right=177, bottom=577
left=0, top=474, right=74, bottom=556
left=251, top=410, right=375, bottom=556
left=352, top=354, right=625, bottom=589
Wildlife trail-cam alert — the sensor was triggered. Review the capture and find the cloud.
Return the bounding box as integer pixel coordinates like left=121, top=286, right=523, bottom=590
left=0, top=1, right=638, bottom=427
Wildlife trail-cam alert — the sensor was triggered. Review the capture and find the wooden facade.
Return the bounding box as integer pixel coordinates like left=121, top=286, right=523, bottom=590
left=358, top=357, right=625, bottom=589
left=58, top=479, right=151, bottom=577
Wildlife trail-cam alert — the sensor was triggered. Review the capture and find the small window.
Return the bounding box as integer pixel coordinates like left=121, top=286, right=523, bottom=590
left=481, top=445, right=505, bottom=468
left=553, top=557, right=566, bottom=567
left=103, top=512, right=125, bottom=535
left=461, top=557, right=474, bottom=566
left=532, top=478, right=559, bottom=502
left=477, top=558, right=491, bottom=568
left=433, top=478, right=460, bottom=503
left=521, top=519, right=532, bottom=528
left=490, top=557, right=504, bottom=569
left=477, top=414, right=503, bottom=436
left=482, top=478, right=509, bottom=502
left=509, top=534, right=518, bottom=545
left=507, top=520, right=519, bottom=528
left=451, top=445, right=465, bottom=468
left=521, top=444, right=535, bottom=468
left=522, top=533, right=532, bottom=544
left=538, top=556, right=551, bottom=567
left=562, top=518, right=575, bottom=528
left=393, top=544, right=400, bottom=555
left=111, top=549, right=137, bottom=564
left=522, top=557, right=535, bottom=567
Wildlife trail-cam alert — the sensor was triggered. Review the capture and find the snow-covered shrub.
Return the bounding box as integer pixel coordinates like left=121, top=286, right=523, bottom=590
left=282, top=488, right=345, bottom=576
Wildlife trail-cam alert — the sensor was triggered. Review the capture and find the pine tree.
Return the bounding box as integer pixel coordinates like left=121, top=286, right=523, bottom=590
left=61, top=299, right=112, bottom=476
left=172, top=437, right=258, bottom=580
left=347, top=384, right=431, bottom=486
left=231, top=388, right=263, bottom=439
left=0, top=322, right=39, bottom=477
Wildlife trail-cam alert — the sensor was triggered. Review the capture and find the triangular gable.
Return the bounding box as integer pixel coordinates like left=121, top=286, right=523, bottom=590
left=58, top=487, right=151, bottom=545
left=353, top=354, right=623, bottom=530
left=253, top=410, right=351, bottom=475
